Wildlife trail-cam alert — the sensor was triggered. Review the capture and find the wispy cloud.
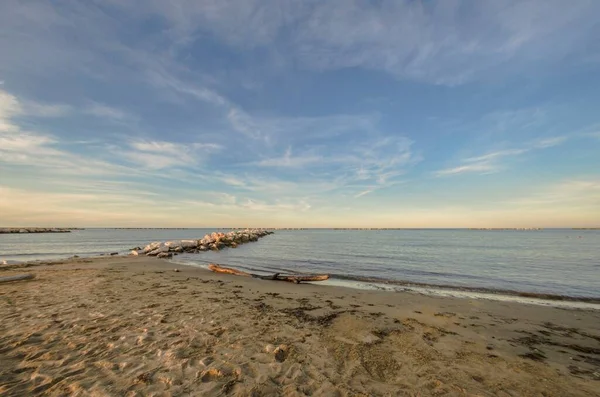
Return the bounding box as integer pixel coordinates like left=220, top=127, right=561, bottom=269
left=298, top=1, right=595, bottom=84
left=0, top=89, right=70, bottom=166
left=435, top=163, right=498, bottom=177
left=243, top=136, right=418, bottom=198
left=103, top=0, right=600, bottom=85
left=255, top=147, right=323, bottom=168
left=1, top=89, right=69, bottom=122
left=464, top=149, right=529, bottom=163
left=147, top=68, right=273, bottom=141
left=84, top=102, right=135, bottom=122
left=120, top=140, right=222, bottom=170
left=178, top=195, right=312, bottom=214
left=4, top=1, right=595, bottom=97
left=435, top=135, right=570, bottom=177
left=21, top=100, right=71, bottom=117
left=354, top=189, right=374, bottom=198
left=0, top=89, right=144, bottom=177
left=241, top=198, right=311, bottom=212
left=503, top=179, right=600, bottom=208
left=532, top=136, right=568, bottom=148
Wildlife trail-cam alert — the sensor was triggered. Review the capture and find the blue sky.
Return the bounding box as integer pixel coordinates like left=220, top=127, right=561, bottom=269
left=1, top=0, right=599, bottom=227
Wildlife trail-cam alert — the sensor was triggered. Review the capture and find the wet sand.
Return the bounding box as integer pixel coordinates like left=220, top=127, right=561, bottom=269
left=1, top=256, right=599, bottom=396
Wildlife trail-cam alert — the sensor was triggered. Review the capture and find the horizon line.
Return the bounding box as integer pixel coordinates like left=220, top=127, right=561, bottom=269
left=3, top=226, right=599, bottom=230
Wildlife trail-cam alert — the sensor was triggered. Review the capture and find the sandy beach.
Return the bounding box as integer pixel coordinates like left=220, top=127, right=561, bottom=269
left=1, top=257, right=599, bottom=396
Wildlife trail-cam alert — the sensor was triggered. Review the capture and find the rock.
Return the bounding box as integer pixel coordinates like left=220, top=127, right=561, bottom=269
left=361, top=333, right=381, bottom=344
left=136, top=229, right=273, bottom=256
left=264, top=344, right=276, bottom=353
left=140, top=242, right=161, bottom=254
left=180, top=240, right=197, bottom=249
left=0, top=227, right=74, bottom=234
left=174, top=268, right=180, bottom=272
left=273, top=345, right=289, bottom=362
left=130, top=250, right=139, bottom=256
left=147, top=244, right=169, bottom=256
left=200, top=237, right=214, bottom=246
left=110, top=252, right=119, bottom=256
left=157, top=252, right=173, bottom=259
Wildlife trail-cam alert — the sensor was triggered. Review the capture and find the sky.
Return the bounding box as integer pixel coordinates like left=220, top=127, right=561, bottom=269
left=0, top=0, right=599, bottom=228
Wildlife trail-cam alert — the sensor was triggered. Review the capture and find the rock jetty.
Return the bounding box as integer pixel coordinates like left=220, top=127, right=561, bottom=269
left=131, top=229, right=274, bottom=258
left=0, top=227, right=74, bottom=234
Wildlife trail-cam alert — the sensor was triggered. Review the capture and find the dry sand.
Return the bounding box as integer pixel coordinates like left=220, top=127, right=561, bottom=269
left=1, top=256, right=599, bottom=396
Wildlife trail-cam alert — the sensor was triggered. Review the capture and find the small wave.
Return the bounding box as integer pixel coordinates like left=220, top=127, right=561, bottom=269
left=328, top=273, right=600, bottom=303
left=322, top=279, right=600, bottom=310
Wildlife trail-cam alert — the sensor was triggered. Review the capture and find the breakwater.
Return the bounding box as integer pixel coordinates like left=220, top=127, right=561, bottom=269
left=0, top=228, right=77, bottom=234
left=130, top=229, right=273, bottom=258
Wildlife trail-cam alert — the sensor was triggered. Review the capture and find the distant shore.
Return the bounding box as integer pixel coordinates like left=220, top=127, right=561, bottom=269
left=0, top=228, right=82, bottom=234
left=4, top=227, right=596, bottom=231
left=0, top=256, right=598, bottom=396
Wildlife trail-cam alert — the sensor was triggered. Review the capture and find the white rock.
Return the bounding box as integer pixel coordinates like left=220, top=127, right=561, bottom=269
left=147, top=244, right=169, bottom=256
left=129, top=250, right=139, bottom=256
left=201, top=237, right=214, bottom=245
left=180, top=240, right=197, bottom=249
left=264, top=344, right=276, bottom=353
left=140, top=241, right=161, bottom=254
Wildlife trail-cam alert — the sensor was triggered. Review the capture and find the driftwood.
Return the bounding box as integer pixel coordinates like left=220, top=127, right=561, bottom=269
left=0, top=274, right=36, bottom=284
left=208, top=264, right=329, bottom=284
left=208, top=264, right=251, bottom=277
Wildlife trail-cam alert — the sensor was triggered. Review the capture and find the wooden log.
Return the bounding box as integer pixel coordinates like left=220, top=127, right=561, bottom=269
left=0, top=274, right=35, bottom=283
left=277, top=274, right=329, bottom=283
left=256, top=273, right=330, bottom=283
left=208, top=264, right=251, bottom=277
left=208, top=264, right=329, bottom=283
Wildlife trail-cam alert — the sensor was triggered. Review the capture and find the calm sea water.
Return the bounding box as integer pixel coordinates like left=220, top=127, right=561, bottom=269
left=1, top=229, right=599, bottom=300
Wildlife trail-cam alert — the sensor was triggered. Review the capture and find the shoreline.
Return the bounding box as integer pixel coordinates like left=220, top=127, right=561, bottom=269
left=4, top=254, right=600, bottom=308
left=1, top=256, right=599, bottom=395
left=327, top=273, right=600, bottom=304
left=170, top=258, right=600, bottom=307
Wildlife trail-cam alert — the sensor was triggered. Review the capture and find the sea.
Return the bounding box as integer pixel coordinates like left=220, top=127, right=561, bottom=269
left=1, top=228, right=599, bottom=307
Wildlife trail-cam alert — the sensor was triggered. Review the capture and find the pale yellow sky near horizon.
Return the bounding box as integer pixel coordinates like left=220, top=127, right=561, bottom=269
left=1, top=183, right=598, bottom=229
